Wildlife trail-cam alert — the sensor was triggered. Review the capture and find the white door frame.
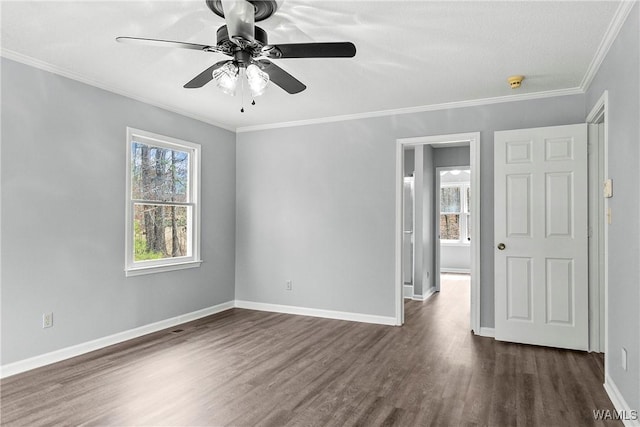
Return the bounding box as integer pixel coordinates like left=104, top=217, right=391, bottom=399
left=586, top=90, right=609, bottom=355
left=394, top=132, right=481, bottom=332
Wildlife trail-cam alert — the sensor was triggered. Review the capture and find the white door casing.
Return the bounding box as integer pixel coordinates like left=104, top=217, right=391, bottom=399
left=395, top=132, right=480, bottom=331
left=494, top=124, right=588, bottom=351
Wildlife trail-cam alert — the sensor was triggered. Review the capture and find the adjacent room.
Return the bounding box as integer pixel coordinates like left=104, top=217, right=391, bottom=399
left=1, top=1, right=639, bottom=425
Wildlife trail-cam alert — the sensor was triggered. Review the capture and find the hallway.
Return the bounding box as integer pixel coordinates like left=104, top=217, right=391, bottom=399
left=402, top=273, right=618, bottom=426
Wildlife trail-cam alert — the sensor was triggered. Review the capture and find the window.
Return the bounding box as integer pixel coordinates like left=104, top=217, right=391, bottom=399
left=440, top=182, right=470, bottom=245
left=125, top=128, right=201, bottom=276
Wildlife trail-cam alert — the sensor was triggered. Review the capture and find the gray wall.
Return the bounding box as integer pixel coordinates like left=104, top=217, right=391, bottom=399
left=440, top=245, right=470, bottom=272
left=1, top=58, right=237, bottom=364
left=585, top=3, right=639, bottom=411
left=433, top=146, right=470, bottom=168
left=236, top=94, right=585, bottom=321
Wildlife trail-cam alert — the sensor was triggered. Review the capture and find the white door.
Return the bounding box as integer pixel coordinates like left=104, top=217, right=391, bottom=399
left=494, top=124, right=588, bottom=351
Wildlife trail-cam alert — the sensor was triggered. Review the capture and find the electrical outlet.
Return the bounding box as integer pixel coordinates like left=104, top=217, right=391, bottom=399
left=286, top=280, right=292, bottom=291
left=621, top=347, right=627, bottom=371
left=42, top=312, right=53, bottom=328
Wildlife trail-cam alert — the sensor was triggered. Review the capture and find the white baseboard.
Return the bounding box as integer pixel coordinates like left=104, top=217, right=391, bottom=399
left=2, top=299, right=399, bottom=379
left=0, top=301, right=235, bottom=379
left=604, top=374, right=640, bottom=426
left=478, top=327, right=495, bottom=337
left=234, top=300, right=397, bottom=326
left=412, top=286, right=437, bottom=302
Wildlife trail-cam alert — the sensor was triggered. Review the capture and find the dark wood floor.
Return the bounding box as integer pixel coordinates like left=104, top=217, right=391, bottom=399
left=1, top=275, right=620, bottom=426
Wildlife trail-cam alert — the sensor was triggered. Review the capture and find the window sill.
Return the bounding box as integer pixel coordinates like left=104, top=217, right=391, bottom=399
left=125, top=260, right=203, bottom=277
left=440, top=241, right=471, bottom=247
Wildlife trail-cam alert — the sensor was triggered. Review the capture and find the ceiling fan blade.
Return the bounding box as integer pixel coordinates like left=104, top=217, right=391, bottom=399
left=116, top=36, right=219, bottom=52
left=184, top=60, right=230, bottom=88
left=220, top=0, right=255, bottom=42
left=263, top=42, right=356, bottom=59
left=257, top=60, right=306, bottom=94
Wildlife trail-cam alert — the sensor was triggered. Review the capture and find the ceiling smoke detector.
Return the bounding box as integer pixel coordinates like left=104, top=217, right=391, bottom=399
left=508, top=75, right=524, bottom=89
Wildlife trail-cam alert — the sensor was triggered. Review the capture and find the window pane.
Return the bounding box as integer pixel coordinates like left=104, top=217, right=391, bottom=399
left=133, top=204, right=191, bottom=261
left=440, top=214, right=460, bottom=240
left=131, top=142, right=189, bottom=202
left=440, top=187, right=461, bottom=213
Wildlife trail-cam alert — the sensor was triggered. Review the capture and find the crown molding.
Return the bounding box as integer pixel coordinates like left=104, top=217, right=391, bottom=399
left=5, top=0, right=633, bottom=136
left=0, top=48, right=236, bottom=132
left=236, top=87, right=584, bottom=133
left=580, top=0, right=637, bottom=92
left=233, top=1, right=639, bottom=134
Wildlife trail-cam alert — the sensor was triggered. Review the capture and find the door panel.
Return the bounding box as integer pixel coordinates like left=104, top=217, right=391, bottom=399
left=494, top=124, right=588, bottom=351
left=545, top=258, right=573, bottom=325
left=506, top=257, right=532, bottom=321
left=506, top=174, right=532, bottom=237
left=546, top=172, right=573, bottom=237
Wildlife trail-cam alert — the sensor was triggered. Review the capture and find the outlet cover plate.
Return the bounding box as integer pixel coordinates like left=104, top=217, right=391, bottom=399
left=42, top=313, right=53, bottom=328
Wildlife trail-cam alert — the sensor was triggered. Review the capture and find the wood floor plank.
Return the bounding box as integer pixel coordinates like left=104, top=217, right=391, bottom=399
left=0, top=275, right=622, bottom=426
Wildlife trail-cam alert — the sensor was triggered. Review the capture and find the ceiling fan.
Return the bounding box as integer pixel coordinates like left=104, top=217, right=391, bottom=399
left=116, top=0, right=356, bottom=104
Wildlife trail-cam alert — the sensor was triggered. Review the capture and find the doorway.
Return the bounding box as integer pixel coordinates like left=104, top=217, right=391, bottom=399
left=436, top=165, right=471, bottom=292
left=395, top=132, right=481, bottom=332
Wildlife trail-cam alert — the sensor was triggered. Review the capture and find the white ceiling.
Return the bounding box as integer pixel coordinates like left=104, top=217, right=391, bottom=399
left=0, top=1, right=623, bottom=131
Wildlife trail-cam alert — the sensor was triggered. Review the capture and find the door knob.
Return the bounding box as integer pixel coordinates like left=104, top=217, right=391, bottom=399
left=497, top=243, right=506, bottom=250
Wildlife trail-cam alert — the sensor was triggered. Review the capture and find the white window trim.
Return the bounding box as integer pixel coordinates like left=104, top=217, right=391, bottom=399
left=439, top=181, right=471, bottom=246
left=125, top=127, right=202, bottom=277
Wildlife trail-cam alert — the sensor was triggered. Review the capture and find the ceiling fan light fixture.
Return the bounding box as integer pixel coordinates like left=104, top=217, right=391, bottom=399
left=246, top=64, right=269, bottom=97
left=213, top=61, right=239, bottom=95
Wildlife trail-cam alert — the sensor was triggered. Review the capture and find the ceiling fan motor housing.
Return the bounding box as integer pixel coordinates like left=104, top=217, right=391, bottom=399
left=216, top=25, right=268, bottom=46
left=206, top=0, right=279, bottom=22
